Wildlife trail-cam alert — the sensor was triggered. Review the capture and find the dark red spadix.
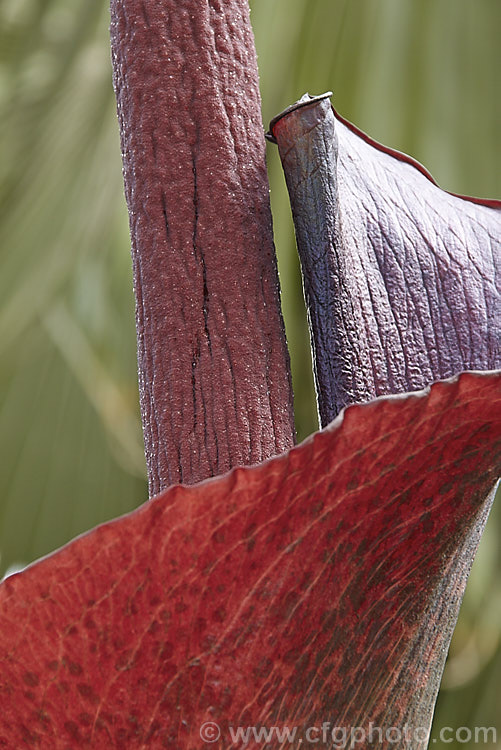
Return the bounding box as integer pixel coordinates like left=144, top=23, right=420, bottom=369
left=110, top=0, right=295, bottom=493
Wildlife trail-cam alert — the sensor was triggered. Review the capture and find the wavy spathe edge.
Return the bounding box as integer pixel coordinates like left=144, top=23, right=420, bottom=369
left=2, top=368, right=499, bottom=584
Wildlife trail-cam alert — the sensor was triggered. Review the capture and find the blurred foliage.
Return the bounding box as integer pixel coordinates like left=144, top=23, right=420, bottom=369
left=0, top=0, right=499, bottom=745
left=0, top=0, right=148, bottom=576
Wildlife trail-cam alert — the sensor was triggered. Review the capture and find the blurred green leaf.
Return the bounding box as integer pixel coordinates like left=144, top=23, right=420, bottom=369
left=0, top=0, right=147, bottom=577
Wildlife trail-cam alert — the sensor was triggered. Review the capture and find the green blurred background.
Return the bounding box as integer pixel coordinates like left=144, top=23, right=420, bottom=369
left=0, top=0, right=499, bottom=745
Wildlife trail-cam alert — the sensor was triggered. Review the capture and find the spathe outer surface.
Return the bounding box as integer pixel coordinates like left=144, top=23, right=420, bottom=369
left=0, top=372, right=499, bottom=749
left=268, top=94, right=500, bottom=427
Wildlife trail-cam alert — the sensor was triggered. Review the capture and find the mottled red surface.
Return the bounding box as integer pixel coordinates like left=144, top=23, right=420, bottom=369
left=110, top=0, right=295, bottom=493
left=0, top=372, right=499, bottom=748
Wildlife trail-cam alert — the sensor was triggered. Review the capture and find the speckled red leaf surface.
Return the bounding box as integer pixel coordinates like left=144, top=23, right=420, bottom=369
left=0, top=371, right=499, bottom=749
